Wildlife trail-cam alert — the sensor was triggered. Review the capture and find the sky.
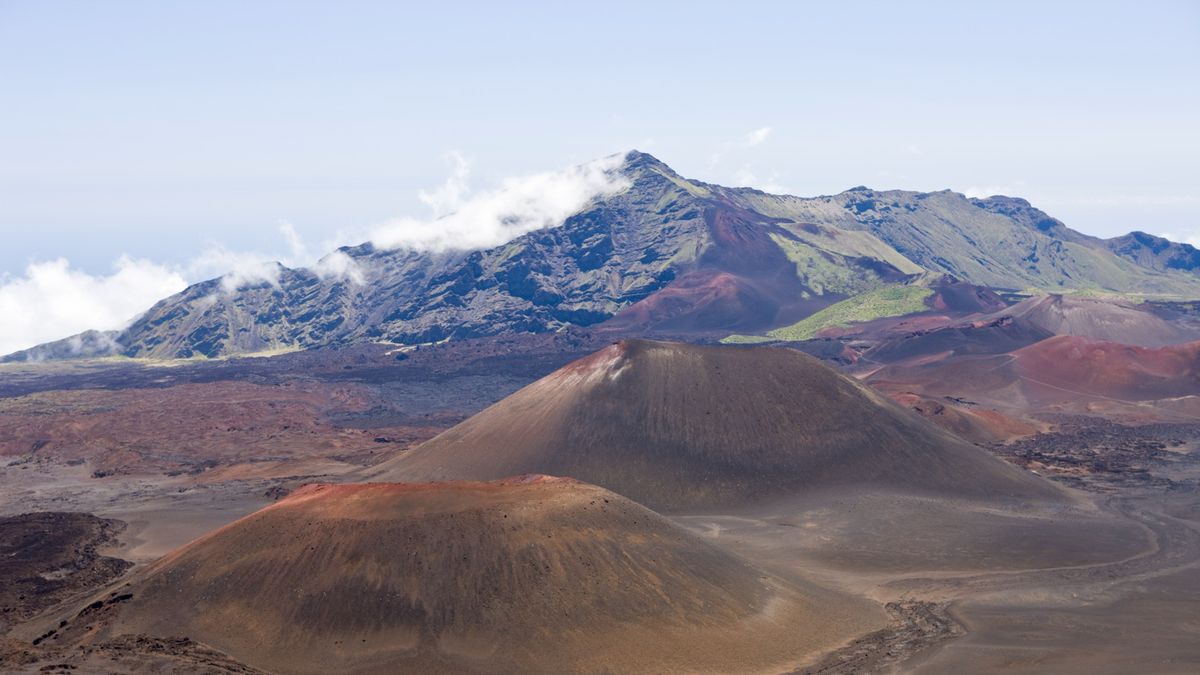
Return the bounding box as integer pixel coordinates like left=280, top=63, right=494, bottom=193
left=1, top=0, right=1198, bottom=353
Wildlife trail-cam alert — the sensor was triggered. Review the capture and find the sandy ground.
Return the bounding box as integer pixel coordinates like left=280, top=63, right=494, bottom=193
left=1, top=389, right=1198, bottom=672
left=668, top=485, right=1200, bottom=673
left=0, top=460, right=294, bottom=563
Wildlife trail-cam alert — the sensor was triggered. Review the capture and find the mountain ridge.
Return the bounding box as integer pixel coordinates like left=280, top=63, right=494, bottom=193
left=9, top=150, right=1200, bottom=361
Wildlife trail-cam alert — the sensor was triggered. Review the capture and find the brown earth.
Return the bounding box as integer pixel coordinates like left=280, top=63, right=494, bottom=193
left=26, top=476, right=876, bottom=675
left=0, top=380, right=439, bottom=478
left=819, top=294, right=1200, bottom=374
left=0, top=513, right=131, bottom=631
left=1012, top=335, right=1200, bottom=402
left=370, top=339, right=1065, bottom=510
left=2, top=331, right=1198, bottom=674
left=886, top=392, right=1042, bottom=444
left=995, top=294, right=1200, bottom=347
left=868, top=335, right=1200, bottom=439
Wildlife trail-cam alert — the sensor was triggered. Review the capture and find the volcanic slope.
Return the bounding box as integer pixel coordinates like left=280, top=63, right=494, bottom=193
left=847, top=294, right=1200, bottom=369
left=868, top=336, right=1200, bottom=427
left=1013, top=336, right=1200, bottom=402
left=370, top=340, right=1064, bottom=510
left=54, top=477, right=872, bottom=675
left=988, top=294, right=1200, bottom=347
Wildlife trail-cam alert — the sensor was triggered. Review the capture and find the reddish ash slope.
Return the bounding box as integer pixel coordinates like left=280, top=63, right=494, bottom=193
left=602, top=204, right=904, bottom=334
left=886, top=391, right=1041, bottom=445
left=0, top=380, right=437, bottom=477
left=855, top=294, right=1200, bottom=370
left=869, top=336, right=1200, bottom=434
left=1013, top=336, right=1200, bottom=402
left=370, top=340, right=1064, bottom=509
left=76, top=477, right=858, bottom=674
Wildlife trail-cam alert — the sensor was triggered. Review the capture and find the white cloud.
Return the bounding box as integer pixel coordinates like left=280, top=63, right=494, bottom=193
left=709, top=126, right=773, bottom=168
left=187, top=244, right=284, bottom=293
left=367, top=153, right=631, bottom=252
left=744, top=126, right=772, bottom=147
left=1155, top=230, right=1200, bottom=248
left=186, top=221, right=365, bottom=293
left=313, top=250, right=365, bottom=284
left=0, top=153, right=624, bottom=355
left=0, top=257, right=187, bottom=355
left=279, top=220, right=308, bottom=260
left=417, top=152, right=471, bottom=217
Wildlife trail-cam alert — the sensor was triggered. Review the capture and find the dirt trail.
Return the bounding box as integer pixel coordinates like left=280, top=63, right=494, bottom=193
left=884, top=497, right=1200, bottom=599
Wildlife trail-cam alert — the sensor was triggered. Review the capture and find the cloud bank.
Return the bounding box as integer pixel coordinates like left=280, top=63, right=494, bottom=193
left=0, top=257, right=187, bottom=355
left=0, top=222, right=370, bottom=356
left=367, top=153, right=631, bottom=251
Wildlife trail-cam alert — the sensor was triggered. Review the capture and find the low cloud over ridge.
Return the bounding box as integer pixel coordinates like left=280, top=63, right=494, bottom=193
left=367, top=153, right=631, bottom=252
left=1, top=153, right=630, bottom=356
left=0, top=257, right=187, bottom=355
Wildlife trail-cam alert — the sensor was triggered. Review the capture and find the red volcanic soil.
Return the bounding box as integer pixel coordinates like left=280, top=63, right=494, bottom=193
left=1013, top=336, right=1200, bottom=402
left=926, top=277, right=1008, bottom=314
left=53, top=477, right=864, bottom=674
left=868, top=335, right=1200, bottom=434
left=602, top=269, right=786, bottom=333
left=370, top=340, right=1064, bottom=509
left=0, top=381, right=440, bottom=477
left=887, top=391, right=1042, bottom=444
left=859, top=294, right=1200, bottom=369
left=603, top=204, right=869, bottom=334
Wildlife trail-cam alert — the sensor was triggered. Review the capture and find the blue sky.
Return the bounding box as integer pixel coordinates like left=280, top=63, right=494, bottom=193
left=0, top=1, right=1198, bottom=352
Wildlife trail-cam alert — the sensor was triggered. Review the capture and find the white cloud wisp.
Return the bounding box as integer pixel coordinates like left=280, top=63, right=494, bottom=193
left=1, top=153, right=626, bottom=356
left=0, top=257, right=187, bottom=355
left=367, top=153, right=631, bottom=252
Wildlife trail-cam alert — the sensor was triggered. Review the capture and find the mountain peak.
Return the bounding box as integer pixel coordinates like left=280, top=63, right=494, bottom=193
left=620, top=149, right=679, bottom=181
left=12, top=150, right=1200, bottom=362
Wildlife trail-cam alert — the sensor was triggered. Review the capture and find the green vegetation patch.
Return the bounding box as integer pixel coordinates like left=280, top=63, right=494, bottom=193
left=776, top=226, right=924, bottom=276
left=719, top=334, right=774, bottom=344
left=723, top=284, right=935, bottom=344
left=770, top=234, right=885, bottom=297
left=653, top=169, right=712, bottom=199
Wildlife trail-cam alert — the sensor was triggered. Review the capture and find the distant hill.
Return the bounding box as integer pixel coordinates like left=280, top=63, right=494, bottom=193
left=867, top=333, right=1200, bottom=423
left=369, top=340, right=1065, bottom=509
left=11, top=150, right=1200, bottom=361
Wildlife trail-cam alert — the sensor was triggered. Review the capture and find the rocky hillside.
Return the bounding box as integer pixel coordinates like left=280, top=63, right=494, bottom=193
left=9, top=151, right=1200, bottom=361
